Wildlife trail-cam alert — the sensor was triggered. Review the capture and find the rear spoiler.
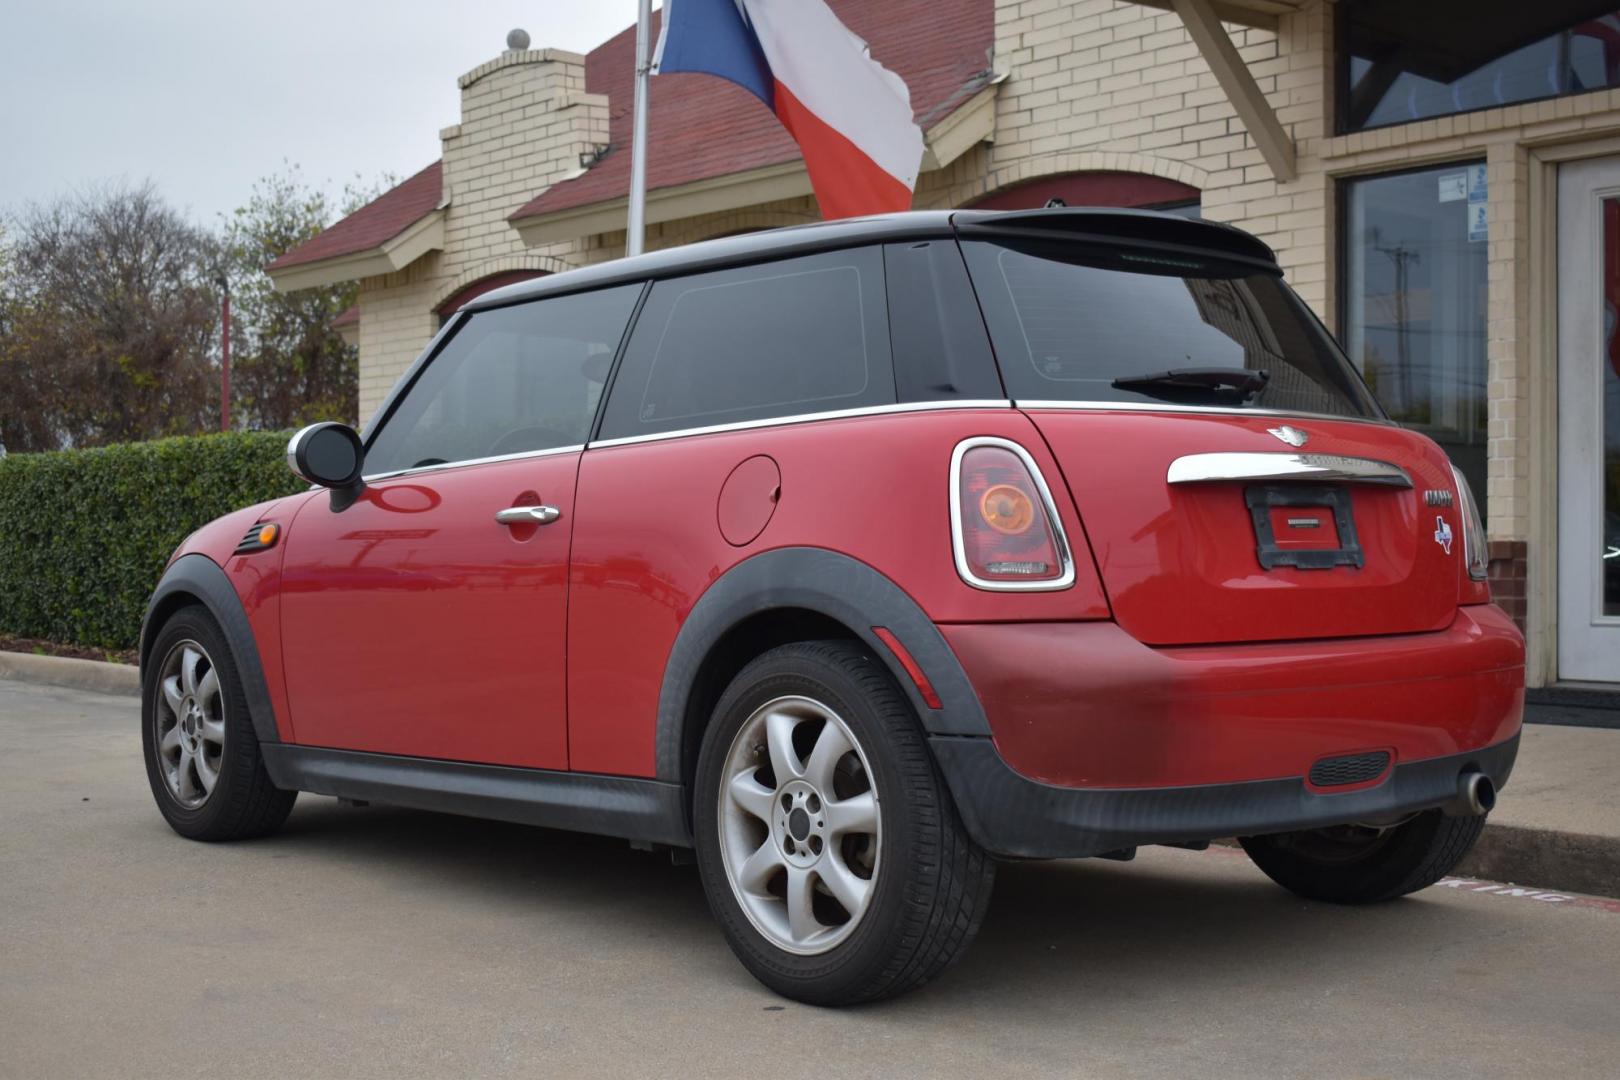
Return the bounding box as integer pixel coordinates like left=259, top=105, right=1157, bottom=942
left=951, top=207, right=1278, bottom=272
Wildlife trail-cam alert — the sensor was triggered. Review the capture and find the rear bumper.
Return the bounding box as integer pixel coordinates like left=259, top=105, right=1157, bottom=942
left=938, top=603, right=1525, bottom=789
left=930, top=603, right=1525, bottom=859
left=932, top=732, right=1519, bottom=859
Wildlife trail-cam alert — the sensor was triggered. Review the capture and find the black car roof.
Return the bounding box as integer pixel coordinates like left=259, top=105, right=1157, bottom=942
left=464, top=207, right=1279, bottom=313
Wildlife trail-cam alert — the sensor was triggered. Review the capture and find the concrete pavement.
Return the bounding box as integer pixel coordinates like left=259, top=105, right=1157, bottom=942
left=3, top=679, right=1620, bottom=1079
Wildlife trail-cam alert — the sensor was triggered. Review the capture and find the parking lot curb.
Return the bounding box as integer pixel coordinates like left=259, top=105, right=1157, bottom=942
left=1458, top=824, right=1620, bottom=899
left=0, top=651, right=139, bottom=697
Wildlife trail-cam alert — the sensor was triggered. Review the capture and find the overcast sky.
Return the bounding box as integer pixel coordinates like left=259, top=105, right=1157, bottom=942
left=0, top=1, right=647, bottom=228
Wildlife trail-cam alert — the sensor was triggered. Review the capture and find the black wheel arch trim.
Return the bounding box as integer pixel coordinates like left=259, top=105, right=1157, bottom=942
left=140, top=553, right=281, bottom=746
left=654, top=547, right=989, bottom=784
left=931, top=731, right=1521, bottom=860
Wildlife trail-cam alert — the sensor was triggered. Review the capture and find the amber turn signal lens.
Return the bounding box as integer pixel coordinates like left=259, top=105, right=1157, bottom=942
left=257, top=524, right=279, bottom=546
left=979, top=483, right=1035, bottom=535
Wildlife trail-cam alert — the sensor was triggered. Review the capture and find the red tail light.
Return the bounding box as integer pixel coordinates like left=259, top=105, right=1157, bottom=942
left=950, top=437, right=1074, bottom=591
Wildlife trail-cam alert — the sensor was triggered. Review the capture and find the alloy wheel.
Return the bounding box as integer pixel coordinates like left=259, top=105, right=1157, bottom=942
left=153, top=639, right=226, bottom=809
left=717, top=695, right=881, bottom=955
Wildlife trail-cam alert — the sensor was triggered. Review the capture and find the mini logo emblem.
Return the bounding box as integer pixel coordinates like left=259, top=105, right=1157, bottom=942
left=1267, top=425, right=1309, bottom=447
left=1434, top=516, right=1454, bottom=555
left=1424, top=489, right=1455, bottom=507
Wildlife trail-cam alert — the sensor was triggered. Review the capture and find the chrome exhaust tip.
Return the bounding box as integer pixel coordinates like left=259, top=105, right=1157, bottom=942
left=1444, top=771, right=1496, bottom=817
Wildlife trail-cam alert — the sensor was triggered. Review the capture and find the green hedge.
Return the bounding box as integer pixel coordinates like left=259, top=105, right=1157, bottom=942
left=0, top=431, right=306, bottom=651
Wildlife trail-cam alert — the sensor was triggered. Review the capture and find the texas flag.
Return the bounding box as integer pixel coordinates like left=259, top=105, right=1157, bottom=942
left=652, top=0, right=924, bottom=219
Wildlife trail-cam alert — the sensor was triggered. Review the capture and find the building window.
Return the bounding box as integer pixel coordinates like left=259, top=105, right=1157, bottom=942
left=1341, top=164, right=1489, bottom=519
left=1339, top=3, right=1620, bottom=133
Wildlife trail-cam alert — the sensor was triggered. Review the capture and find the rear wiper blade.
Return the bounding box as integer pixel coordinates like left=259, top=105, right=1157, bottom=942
left=1111, top=367, right=1269, bottom=401
left=1113, top=367, right=1269, bottom=393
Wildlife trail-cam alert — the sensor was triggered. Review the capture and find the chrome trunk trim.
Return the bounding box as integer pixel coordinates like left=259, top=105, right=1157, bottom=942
left=1166, top=452, right=1413, bottom=488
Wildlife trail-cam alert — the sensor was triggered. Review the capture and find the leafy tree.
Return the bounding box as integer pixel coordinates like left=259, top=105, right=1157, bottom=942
left=0, top=183, right=219, bottom=452
left=221, top=165, right=392, bottom=430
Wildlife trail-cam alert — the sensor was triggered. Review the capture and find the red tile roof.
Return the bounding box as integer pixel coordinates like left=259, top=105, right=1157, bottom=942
left=511, top=0, right=993, bottom=222
left=330, top=304, right=360, bottom=328
left=268, top=161, right=443, bottom=271
left=274, top=0, right=990, bottom=270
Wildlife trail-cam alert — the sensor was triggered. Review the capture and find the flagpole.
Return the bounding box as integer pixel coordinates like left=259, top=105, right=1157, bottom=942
left=627, top=0, right=652, bottom=257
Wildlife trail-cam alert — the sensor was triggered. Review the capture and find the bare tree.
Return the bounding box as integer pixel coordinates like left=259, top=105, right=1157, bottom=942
left=0, top=183, right=219, bottom=451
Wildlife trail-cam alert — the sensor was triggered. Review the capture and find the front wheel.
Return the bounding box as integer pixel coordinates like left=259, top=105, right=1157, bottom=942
left=1239, top=809, right=1486, bottom=904
left=693, top=640, right=995, bottom=1005
left=141, top=605, right=296, bottom=841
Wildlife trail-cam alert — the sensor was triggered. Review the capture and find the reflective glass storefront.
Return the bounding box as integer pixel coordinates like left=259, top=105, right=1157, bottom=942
left=1341, top=164, right=1490, bottom=519
left=1340, top=3, right=1620, bottom=133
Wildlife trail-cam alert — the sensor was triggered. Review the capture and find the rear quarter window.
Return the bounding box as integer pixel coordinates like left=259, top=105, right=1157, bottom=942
left=598, top=247, right=894, bottom=439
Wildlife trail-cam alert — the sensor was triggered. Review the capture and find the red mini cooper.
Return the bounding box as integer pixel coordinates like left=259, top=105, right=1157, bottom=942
left=141, top=209, right=1524, bottom=1004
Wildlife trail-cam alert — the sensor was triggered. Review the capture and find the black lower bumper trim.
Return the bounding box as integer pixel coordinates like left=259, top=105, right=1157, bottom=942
left=262, top=745, right=692, bottom=848
left=930, top=733, right=1521, bottom=860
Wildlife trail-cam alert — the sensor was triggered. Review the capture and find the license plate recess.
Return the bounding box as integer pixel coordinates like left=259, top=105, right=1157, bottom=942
left=1243, top=483, right=1363, bottom=570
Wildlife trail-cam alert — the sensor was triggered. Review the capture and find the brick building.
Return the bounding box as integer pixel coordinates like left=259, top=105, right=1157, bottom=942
left=269, top=0, right=1620, bottom=688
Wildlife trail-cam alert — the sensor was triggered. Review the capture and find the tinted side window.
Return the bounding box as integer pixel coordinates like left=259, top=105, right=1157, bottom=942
left=883, top=240, right=1004, bottom=402
left=365, top=285, right=640, bottom=475
left=598, top=248, right=893, bottom=439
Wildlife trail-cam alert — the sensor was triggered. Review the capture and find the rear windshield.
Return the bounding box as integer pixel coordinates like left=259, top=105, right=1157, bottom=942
left=961, top=239, right=1381, bottom=418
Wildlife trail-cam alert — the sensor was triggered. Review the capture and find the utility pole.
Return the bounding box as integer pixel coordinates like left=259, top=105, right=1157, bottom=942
left=216, top=273, right=231, bottom=432
left=1371, top=228, right=1419, bottom=414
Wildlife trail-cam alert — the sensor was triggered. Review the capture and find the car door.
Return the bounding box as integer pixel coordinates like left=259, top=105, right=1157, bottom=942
left=279, top=284, right=642, bottom=769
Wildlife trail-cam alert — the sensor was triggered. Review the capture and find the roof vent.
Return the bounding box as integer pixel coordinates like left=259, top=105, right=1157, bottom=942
left=506, top=28, right=530, bottom=52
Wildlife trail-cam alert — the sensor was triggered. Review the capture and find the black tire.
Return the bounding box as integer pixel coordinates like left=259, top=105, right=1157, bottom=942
left=693, top=640, right=995, bottom=1005
left=1239, top=810, right=1486, bottom=904
left=141, top=605, right=296, bottom=841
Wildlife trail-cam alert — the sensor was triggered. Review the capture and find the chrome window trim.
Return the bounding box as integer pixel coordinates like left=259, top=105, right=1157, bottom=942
left=1013, top=399, right=1397, bottom=427
left=587, top=400, right=1014, bottom=450
left=361, top=443, right=587, bottom=483
left=1166, top=451, right=1413, bottom=488
left=949, top=436, right=1077, bottom=593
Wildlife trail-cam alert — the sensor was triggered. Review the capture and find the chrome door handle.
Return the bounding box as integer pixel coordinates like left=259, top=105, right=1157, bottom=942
left=495, top=505, right=561, bottom=526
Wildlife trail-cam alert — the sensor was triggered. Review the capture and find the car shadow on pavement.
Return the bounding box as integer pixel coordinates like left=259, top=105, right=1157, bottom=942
left=267, top=796, right=1490, bottom=1011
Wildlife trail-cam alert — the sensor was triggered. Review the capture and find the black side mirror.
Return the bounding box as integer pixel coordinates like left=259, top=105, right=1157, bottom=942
left=288, top=422, right=365, bottom=490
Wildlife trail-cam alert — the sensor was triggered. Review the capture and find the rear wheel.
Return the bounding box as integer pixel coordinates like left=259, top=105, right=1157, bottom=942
left=1239, top=810, right=1485, bottom=904
left=141, top=605, right=296, bottom=841
left=693, top=640, right=995, bottom=1005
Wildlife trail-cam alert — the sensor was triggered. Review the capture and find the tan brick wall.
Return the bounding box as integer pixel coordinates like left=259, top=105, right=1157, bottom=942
left=960, top=0, right=1330, bottom=316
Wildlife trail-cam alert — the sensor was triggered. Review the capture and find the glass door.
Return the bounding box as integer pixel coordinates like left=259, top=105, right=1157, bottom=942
left=1556, top=157, right=1620, bottom=682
